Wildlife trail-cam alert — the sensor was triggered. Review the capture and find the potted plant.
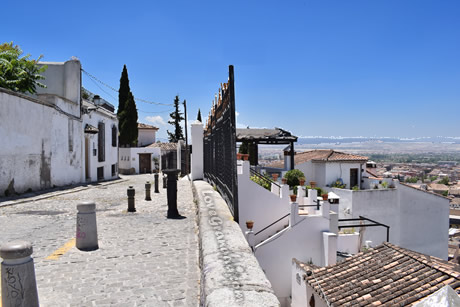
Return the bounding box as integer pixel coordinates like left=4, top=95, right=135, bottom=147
left=290, top=194, right=297, bottom=202
left=246, top=220, right=254, bottom=230
left=272, top=173, right=279, bottom=181
left=282, top=178, right=287, bottom=184
left=299, top=177, right=306, bottom=186
left=238, top=140, right=250, bottom=161
left=310, top=181, right=317, bottom=188
left=321, top=193, right=328, bottom=201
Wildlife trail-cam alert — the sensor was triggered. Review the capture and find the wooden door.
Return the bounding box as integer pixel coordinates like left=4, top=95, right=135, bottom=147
left=139, top=154, right=151, bottom=174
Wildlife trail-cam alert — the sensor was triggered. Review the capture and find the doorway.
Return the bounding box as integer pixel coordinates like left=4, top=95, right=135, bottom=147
left=350, top=168, right=358, bottom=188
left=139, top=153, right=152, bottom=174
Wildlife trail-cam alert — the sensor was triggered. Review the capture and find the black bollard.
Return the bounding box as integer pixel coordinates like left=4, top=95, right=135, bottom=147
left=145, top=181, right=151, bottom=201
left=127, top=186, right=136, bottom=212
left=163, top=169, right=183, bottom=219
left=154, top=173, right=159, bottom=193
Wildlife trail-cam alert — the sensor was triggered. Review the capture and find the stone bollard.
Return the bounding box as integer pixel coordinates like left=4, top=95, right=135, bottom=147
left=127, top=186, right=136, bottom=212
left=154, top=173, right=159, bottom=193
left=145, top=181, right=152, bottom=201
left=163, top=169, right=182, bottom=218
left=1, top=241, right=39, bottom=307
left=76, top=202, right=99, bottom=251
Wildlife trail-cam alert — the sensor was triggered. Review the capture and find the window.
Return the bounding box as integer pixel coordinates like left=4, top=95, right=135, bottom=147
left=112, top=125, right=117, bottom=147
left=98, top=122, right=105, bottom=162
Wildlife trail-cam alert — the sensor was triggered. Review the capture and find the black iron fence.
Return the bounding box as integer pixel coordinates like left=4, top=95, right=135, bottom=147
left=203, top=65, right=239, bottom=222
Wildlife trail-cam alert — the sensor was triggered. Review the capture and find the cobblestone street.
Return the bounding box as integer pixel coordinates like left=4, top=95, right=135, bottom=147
left=0, top=174, right=200, bottom=307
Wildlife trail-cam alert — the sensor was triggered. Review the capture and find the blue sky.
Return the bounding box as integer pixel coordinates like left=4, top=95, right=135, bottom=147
left=2, top=0, right=459, bottom=139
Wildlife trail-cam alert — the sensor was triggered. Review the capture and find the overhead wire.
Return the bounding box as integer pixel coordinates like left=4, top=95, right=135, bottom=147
left=81, top=68, right=174, bottom=106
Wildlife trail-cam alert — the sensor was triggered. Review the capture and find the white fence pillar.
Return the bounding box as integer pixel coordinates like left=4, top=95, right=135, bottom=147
left=191, top=120, right=204, bottom=180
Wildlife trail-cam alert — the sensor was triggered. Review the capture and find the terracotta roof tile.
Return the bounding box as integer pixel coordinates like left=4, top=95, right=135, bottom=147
left=300, top=243, right=460, bottom=306
left=138, top=123, right=159, bottom=130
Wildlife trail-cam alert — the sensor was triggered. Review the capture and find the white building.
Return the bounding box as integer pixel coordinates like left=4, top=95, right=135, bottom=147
left=0, top=58, right=119, bottom=197
left=118, top=123, right=161, bottom=174
left=82, top=96, right=119, bottom=182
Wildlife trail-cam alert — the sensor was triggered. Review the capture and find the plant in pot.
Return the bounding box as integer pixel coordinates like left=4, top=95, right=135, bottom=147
left=310, top=181, right=317, bottom=188
left=299, top=177, right=306, bottom=186
left=238, top=140, right=250, bottom=161
left=272, top=173, right=279, bottom=181
left=321, top=193, right=328, bottom=201
left=246, top=220, right=254, bottom=230
left=283, top=169, right=305, bottom=188
left=290, top=194, right=297, bottom=202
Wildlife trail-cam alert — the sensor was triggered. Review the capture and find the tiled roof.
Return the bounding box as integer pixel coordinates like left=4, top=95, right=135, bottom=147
left=146, top=142, right=177, bottom=151
left=296, top=150, right=368, bottom=164
left=298, top=242, right=460, bottom=306
left=138, top=123, right=159, bottom=130
left=366, top=168, right=380, bottom=178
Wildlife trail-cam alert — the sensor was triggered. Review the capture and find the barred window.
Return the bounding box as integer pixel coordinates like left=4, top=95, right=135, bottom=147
left=98, top=122, right=105, bottom=162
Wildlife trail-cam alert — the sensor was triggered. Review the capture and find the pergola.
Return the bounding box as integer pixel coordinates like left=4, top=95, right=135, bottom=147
left=235, top=127, right=298, bottom=170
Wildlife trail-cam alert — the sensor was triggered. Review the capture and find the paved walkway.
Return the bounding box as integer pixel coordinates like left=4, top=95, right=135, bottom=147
left=0, top=174, right=200, bottom=307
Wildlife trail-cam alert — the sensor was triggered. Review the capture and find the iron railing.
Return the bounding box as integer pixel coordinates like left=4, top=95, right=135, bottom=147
left=203, top=66, right=239, bottom=222
left=249, top=168, right=281, bottom=195
left=255, top=213, right=290, bottom=236
left=338, top=216, right=390, bottom=242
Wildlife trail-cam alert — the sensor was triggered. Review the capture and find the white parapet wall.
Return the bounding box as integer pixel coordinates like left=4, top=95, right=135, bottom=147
left=237, top=161, right=290, bottom=244
left=193, top=180, right=280, bottom=307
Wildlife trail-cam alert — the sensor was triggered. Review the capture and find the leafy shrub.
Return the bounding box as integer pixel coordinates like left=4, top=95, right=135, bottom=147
left=283, top=169, right=305, bottom=188
left=352, top=185, right=359, bottom=191
left=250, top=174, right=271, bottom=191
left=381, top=181, right=388, bottom=188
left=331, top=179, right=346, bottom=189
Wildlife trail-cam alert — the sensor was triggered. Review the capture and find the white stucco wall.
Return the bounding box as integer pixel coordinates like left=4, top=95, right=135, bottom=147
left=238, top=161, right=291, bottom=244
left=297, top=161, right=365, bottom=189
left=138, top=129, right=156, bottom=147
left=82, top=105, right=119, bottom=182
left=333, top=183, right=449, bottom=259
left=119, top=147, right=161, bottom=174
left=190, top=121, right=203, bottom=180
left=0, top=89, right=83, bottom=195
left=397, top=182, right=449, bottom=259
left=255, top=213, right=331, bottom=307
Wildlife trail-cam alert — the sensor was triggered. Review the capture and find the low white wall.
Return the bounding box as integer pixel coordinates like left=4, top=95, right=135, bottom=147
left=0, top=89, right=83, bottom=195
left=255, top=214, right=331, bottom=307
left=119, top=147, right=161, bottom=174
left=238, top=161, right=290, bottom=244
left=337, top=233, right=360, bottom=254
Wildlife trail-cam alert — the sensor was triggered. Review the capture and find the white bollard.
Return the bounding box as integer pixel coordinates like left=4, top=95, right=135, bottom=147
left=76, top=202, right=99, bottom=251
left=0, top=241, right=39, bottom=307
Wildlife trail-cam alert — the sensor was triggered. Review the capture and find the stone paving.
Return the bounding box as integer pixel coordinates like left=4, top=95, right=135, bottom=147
left=0, top=174, right=200, bottom=307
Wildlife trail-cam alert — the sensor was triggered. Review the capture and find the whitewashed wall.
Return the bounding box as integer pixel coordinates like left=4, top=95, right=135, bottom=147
left=119, top=147, right=161, bottom=174
left=0, top=89, right=83, bottom=195
left=397, top=181, right=449, bottom=259
left=238, top=161, right=290, bottom=244
left=297, top=161, right=365, bottom=189
left=333, top=183, right=449, bottom=259
left=255, top=214, right=331, bottom=307
left=138, top=129, right=156, bottom=147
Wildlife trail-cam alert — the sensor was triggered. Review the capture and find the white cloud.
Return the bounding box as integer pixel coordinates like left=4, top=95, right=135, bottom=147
left=145, top=115, right=166, bottom=126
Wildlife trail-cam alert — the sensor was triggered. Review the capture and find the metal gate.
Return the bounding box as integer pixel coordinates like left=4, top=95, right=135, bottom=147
left=203, top=65, right=239, bottom=222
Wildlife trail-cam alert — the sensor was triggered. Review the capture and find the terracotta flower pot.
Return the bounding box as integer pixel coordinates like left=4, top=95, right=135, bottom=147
left=242, top=154, right=249, bottom=161
left=299, top=179, right=305, bottom=186
left=290, top=194, right=297, bottom=202
left=237, top=153, right=243, bottom=160
left=272, top=174, right=279, bottom=181
left=282, top=178, right=287, bottom=184
left=246, top=220, right=254, bottom=230
left=322, top=194, right=328, bottom=201
left=310, top=181, right=317, bottom=188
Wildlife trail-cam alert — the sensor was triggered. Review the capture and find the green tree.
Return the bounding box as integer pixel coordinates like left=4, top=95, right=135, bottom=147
left=0, top=42, right=47, bottom=94
left=440, top=176, right=450, bottom=185
left=118, top=92, right=138, bottom=146
left=167, top=95, right=185, bottom=142
left=117, top=64, right=130, bottom=116
left=283, top=169, right=305, bottom=188
left=197, top=108, right=202, bottom=122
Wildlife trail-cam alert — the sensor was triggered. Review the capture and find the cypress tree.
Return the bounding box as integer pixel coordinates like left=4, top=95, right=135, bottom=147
left=119, top=92, right=138, bottom=146
left=167, top=95, right=185, bottom=143
left=197, top=108, right=202, bottom=122
left=117, top=65, right=130, bottom=116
